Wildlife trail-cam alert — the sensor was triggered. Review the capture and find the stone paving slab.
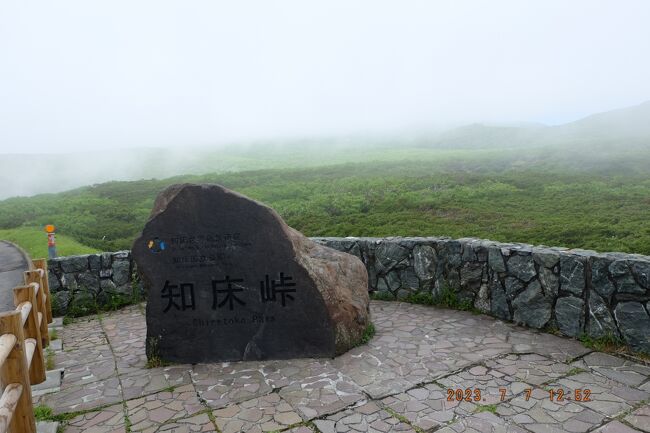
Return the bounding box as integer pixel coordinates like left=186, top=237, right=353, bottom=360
left=507, top=329, right=591, bottom=362
left=625, top=405, right=650, bottom=432
left=191, top=362, right=274, bottom=408
left=314, top=400, right=416, bottom=433
left=60, top=358, right=117, bottom=387
left=495, top=387, right=607, bottom=433
left=277, top=360, right=365, bottom=420
left=64, top=403, right=125, bottom=433
left=571, top=351, right=650, bottom=387
left=381, top=383, right=476, bottom=431
left=152, top=413, right=215, bottom=432
left=549, top=371, right=650, bottom=417
left=36, top=421, right=59, bottom=433
left=287, top=427, right=315, bottom=433
left=330, top=344, right=425, bottom=399
left=102, top=306, right=148, bottom=375
left=484, top=353, right=573, bottom=386
left=435, top=412, right=529, bottom=433
left=213, top=392, right=302, bottom=433
left=59, top=317, right=107, bottom=349
left=55, top=344, right=114, bottom=369
left=126, top=384, right=204, bottom=432
left=37, top=375, right=123, bottom=414
left=44, top=301, right=650, bottom=432
left=32, top=368, right=64, bottom=396
left=120, top=365, right=192, bottom=401
left=49, top=338, right=62, bottom=351
left=593, top=420, right=646, bottom=433
left=436, top=364, right=531, bottom=406
left=330, top=303, right=515, bottom=399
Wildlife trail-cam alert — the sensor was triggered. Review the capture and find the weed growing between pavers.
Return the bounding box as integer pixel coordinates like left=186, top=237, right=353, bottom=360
left=34, top=403, right=102, bottom=424
left=579, top=332, right=625, bottom=353
left=34, top=405, right=53, bottom=421
left=144, top=336, right=170, bottom=368
left=369, top=291, right=395, bottom=301
left=383, top=406, right=425, bottom=433
left=204, top=408, right=219, bottom=430
left=542, top=324, right=562, bottom=336
left=474, top=404, right=498, bottom=414
left=131, top=269, right=144, bottom=303
left=358, top=322, right=376, bottom=346
left=62, top=312, right=102, bottom=326
left=616, top=400, right=650, bottom=425
left=578, top=332, right=650, bottom=362
left=370, top=284, right=481, bottom=314
left=123, top=403, right=133, bottom=433
left=46, top=347, right=55, bottom=370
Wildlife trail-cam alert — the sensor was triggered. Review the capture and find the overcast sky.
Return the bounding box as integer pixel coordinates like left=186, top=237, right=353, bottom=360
left=1, top=1, right=649, bottom=154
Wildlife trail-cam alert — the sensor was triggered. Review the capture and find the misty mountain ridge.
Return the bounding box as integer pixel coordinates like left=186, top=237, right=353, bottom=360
left=427, top=100, right=650, bottom=149
left=1, top=101, right=649, bottom=200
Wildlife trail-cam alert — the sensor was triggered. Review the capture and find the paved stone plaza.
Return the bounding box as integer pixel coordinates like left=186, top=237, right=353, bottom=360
left=36, top=301, right=650, bottom=432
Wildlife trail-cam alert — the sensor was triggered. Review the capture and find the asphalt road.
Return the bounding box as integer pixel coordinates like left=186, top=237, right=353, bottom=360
left=0, top=240, right=30, bottom=312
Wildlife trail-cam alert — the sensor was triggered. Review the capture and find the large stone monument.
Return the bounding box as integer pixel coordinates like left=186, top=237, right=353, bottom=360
left=132, top=184, right=370, bottom=363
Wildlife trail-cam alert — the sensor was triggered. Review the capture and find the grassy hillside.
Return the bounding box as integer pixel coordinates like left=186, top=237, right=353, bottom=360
left=0, top=227, right=99, bottom=258
left=1, top=149, right=649, bottom=256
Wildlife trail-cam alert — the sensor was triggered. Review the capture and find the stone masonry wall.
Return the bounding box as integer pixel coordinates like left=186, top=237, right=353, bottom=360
left=48, top=237, right=650, bottom=353
left=47, top=250, right=140, bottom=317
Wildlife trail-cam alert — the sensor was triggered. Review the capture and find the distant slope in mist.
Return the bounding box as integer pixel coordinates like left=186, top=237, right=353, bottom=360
left=0, top=148, right=257, bottom=200
left=427, top=123, right=546, bottom=149
left=1, top=101, right=649, bottom=199
left=555, top=100, right=650, bottom=141
left=428, top=100, right=650, bottom=149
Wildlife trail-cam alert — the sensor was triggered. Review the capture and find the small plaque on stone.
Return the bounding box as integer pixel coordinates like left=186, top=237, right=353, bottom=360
left=133, top=184, right=369, bottom=363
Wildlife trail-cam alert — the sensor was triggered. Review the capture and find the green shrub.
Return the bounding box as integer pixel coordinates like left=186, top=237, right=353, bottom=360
left=359, top=322, right=376, bottom=345
left=370, top=291, right=395, bottom=301
left=387, top=285, right=482, bottom=314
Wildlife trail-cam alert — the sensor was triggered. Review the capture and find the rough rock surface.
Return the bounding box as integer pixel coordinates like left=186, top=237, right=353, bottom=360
left=614, top=302, right=650, bottom=353
left=132, top=183, right=369, bottom=362
left=555, top=296, right=584, bottom=337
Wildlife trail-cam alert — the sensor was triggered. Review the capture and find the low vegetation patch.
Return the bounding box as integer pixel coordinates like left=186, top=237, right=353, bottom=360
left=370, top=291, right=396, bottom=301
left=578, top=333, right=650, bottom=361
left=474, top=404, right=498, bottom=414
left=46, top=347, right=55, bottom=370
left=145, top=356, right=169, bottom=369
left=566, top=367, right=586, bottom=376
left=579, top=332, right=626, bottom=353
left=359, top=322, right=376, bottom=345
left=34, top=405, right=54, bottom=421
left=0, top=227, right=98, bottom=259
left=34, top=404, right=77, bottom=433
left=371, top=285, right=480, bottom=314
left=2, top=155, right=650, bottom=257
left=60, top=288, right=144, bottom=322
left=145, top=337, right=170, bottom=369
